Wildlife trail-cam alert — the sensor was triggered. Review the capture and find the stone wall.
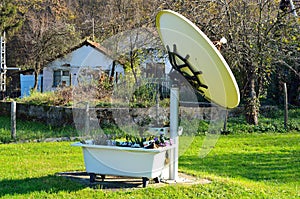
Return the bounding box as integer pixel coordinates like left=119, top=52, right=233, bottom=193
left=0, top=102, right=73, bottom=126
left=0, top=102, right=278, bottom=127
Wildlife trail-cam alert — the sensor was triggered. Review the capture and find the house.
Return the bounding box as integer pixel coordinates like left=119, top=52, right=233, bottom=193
left=43, top=39, right=124, bottom=92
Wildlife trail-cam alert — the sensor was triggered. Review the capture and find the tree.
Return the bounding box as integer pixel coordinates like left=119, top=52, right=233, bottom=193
left=103, top=27, right=162, bottom=84
left=7, top=0, right=80, bottom=91
left=0, top=0, right=23, bottom=36
left=153, top=0, right=299, bottom=125
left=215, top=0, right=299, bottom=124
left=6, top=0, right=299, bottom=118
left=68, top=0, right=164, bottom=83
left=268, top=2, right=300, bottom=106
left=222, top=0, right=299, bottom=124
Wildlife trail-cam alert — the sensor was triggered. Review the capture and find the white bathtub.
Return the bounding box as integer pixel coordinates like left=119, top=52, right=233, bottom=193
left=72, top=143, right=175, bottom=187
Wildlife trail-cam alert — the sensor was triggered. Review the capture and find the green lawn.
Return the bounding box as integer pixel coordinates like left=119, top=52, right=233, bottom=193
left=0, top=116, right=77, bottom=143
left=0, top=133, right=299, bottom=198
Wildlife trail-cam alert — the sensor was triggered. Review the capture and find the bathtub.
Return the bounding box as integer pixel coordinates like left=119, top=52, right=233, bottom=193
left=72, top=142, right=175, bottom=187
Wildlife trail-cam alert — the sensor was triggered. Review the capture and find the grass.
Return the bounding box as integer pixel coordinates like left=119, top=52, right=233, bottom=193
left=0, top=133, right=299, bottom=198
left=0, top=116, right=77, bottom=143
left=1, top=107, right=299, bottom=143
left=0, top=108, right=299, bottom=198
left=222, top=108, right=300, bottom=134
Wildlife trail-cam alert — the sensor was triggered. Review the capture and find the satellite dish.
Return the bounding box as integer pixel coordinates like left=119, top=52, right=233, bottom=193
left=156, top=10, right=240, bottom=109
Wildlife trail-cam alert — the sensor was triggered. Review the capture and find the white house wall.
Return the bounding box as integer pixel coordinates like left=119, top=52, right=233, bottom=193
left=43, top=67, right=54, bottom=91
left=43, top=67, right=81, bottom=91
left=71, top=67, right=80, bottom=87
left=43, top=45, right=125, bottom=92
left=49, top=45, right=112, bottom=68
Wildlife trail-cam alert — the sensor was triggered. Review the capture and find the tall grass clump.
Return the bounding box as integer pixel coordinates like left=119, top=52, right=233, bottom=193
left=226, top=107, right=300, bottom=134
left=17, top=88, right=73, bottom=106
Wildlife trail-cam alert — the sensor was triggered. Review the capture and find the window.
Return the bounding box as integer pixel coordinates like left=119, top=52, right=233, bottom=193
left=53, top=70, right=70, bottom=87
left=62, top=71, right=69, bottom=76
left=53, top=70, right=61, bottom=87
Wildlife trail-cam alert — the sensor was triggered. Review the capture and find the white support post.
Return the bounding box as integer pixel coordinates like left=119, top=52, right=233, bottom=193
left=169, top=87, right=179, bottom=181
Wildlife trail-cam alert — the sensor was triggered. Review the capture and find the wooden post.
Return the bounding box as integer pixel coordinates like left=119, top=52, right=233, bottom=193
left=11, top=101, right=16, bottom=140
left=283, top=83, right=288, bottom=129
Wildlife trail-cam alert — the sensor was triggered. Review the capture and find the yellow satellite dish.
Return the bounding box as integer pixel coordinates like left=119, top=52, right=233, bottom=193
left=156, top=10, right=240, bottom=109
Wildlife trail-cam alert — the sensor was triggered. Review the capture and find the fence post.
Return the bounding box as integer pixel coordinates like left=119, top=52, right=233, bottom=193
left=85, top=103, right=90, bottom=135
left=283, top=83, right=288, bottom=129
left=223, top=110, right=228, bottom=133
left=11, top=101, right=16, bottom=140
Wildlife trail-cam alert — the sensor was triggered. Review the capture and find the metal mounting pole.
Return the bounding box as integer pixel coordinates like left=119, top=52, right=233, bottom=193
left=169, top=86, right=179, bottom=180
left=1, top=32, right=7, bottom=92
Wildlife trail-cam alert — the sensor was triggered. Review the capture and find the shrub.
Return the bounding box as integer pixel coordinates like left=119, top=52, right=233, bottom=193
left=17, top=91, right=57, bottom=106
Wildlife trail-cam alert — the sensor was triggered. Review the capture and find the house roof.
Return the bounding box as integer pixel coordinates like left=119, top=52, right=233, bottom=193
left=68, top=39, right=114, bottom=59
left=47, top=38, right=116, bottom=64
left=81, top=39, right=113, bottom=57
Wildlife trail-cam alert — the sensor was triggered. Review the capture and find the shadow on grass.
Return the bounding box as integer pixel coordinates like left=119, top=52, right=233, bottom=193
left=0, top=172, right=148, bottom=196
left=180, top=151, right=300, bottom=183
left=0, top=175, right=84, bottom=197
left=57, top=171, right=144, bottom=190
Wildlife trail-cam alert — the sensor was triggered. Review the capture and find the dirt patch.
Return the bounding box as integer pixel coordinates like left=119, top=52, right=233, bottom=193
left=56, top=171, right=211, bottom=190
